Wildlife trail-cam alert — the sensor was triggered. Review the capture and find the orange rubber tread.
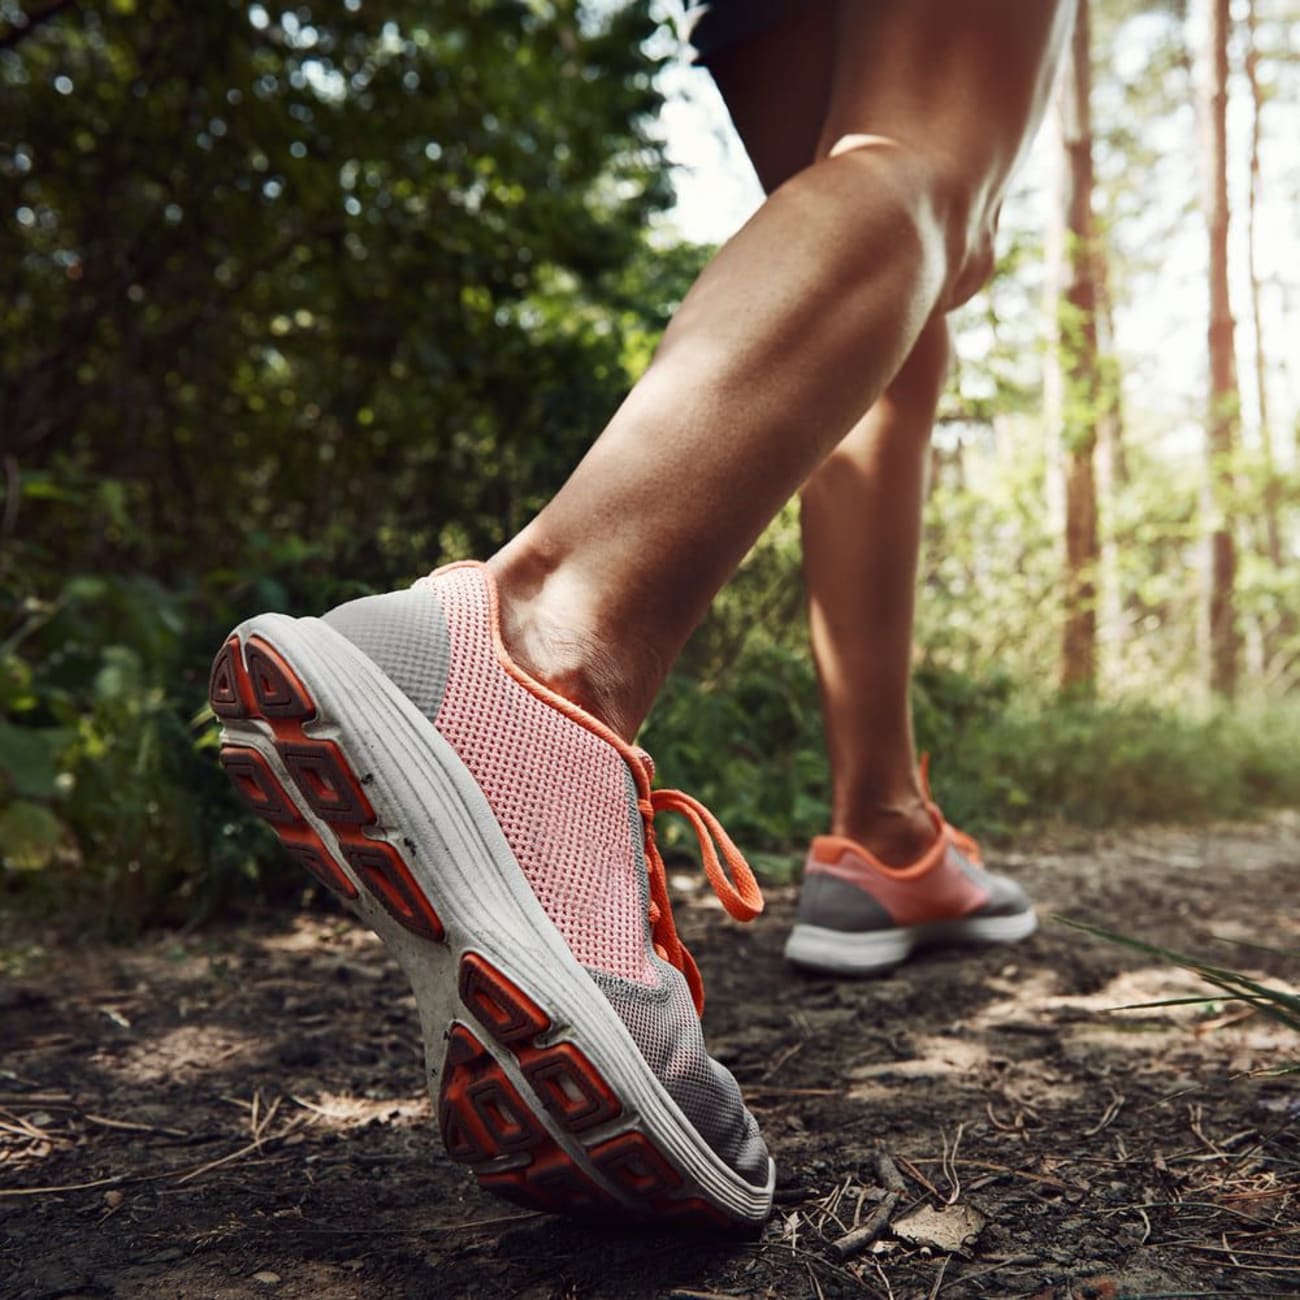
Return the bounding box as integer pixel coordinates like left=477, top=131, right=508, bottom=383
left=218, top=744, right=359, bottom=899
left=449, top=954, right=726, bottom=1223
left=209, top=638, right=254, bottom=719
left=210, top=635, right=440, bottom=935
left=213, top=635, right=740, bottom=1230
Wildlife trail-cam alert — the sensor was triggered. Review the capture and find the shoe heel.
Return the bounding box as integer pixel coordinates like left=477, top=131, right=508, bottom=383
left=210, top=630, right=444, bottom=941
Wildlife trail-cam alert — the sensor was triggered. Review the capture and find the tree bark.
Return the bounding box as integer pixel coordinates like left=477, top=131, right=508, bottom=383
left=1054, top=0, right=1101, bottom=693
left=1242, top=0, right=1294, bottom=679
left=1202, top=0, right=1241, bottom=699
left=1244, top=0, right=1272, bottom=511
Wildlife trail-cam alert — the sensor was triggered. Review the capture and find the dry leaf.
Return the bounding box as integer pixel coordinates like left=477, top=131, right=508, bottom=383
left=892, top=1202, right=987, bottom=1253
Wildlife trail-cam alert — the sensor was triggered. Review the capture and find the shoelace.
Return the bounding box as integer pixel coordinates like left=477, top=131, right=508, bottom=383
left=918, top=752, right=983, bottom=865
left=630, top=752, right=763, bottom=1017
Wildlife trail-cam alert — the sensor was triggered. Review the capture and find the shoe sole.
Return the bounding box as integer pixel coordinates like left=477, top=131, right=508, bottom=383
left=783, top=910, right=1038, bottom=976
left=210, top=614, right=773, bottom=1230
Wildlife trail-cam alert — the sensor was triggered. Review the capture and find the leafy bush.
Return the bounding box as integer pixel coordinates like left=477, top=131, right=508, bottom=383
left=3, top=0, right=1296, bottom=930
left=5, top=542, right=1299, bottom=923
left=0, top=561, right=285, bottom=932
left=927, top=689, right=1300, bottom=836
left=642, top=647, right=1300, bottom=880
left=0, top=0, right=680, bottom=930
left=640, top=642, right=830, bottom=878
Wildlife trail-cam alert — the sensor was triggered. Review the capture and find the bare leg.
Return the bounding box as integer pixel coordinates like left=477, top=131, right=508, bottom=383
left=800, top=320, right=949, bottom=864
left=491, top=0, right=1075, bottom=742
left=710, top=16, right=952, bottom=865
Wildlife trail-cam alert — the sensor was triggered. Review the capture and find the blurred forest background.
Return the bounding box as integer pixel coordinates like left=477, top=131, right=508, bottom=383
left=1, top=0, right=1298, bottom=930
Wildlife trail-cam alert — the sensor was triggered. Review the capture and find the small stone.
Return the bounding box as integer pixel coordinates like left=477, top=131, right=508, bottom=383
left=103, top=1190, right=124, bottom=1209
left=253, top=1271, right=282, bottom=1286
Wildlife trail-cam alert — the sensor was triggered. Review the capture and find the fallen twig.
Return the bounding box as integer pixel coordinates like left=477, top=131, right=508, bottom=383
left=175, top=1115, right=306, bottom=1185
left=829, top=1151, right=909, bottom=1262
left=1082, top=1090, right=1127, bottom=1137
left=940, top=1124, right=964, bottom=1206
left=828, top=1190, right=899, bottom=1263
left=0, top=1173, right=131, bottom=1198
left=877, top=1150, right=907, bottom=1195
left=926, top=1255, right=949, bottom=1300
left=909, top=1157, right=1085, bottom=1196
left=82, top=1113, right=190, bottom=1139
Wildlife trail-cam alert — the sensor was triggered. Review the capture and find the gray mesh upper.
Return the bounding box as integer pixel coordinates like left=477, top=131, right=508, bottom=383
left=948, top=844, right=1032, bottom=917
left=587, top=961, right=771, bottom=1187
left=322, top=586, right=450, bottom=719
left=590, top=771, right=769, bottom=1185
left=795, top=870, right=895, bottom=932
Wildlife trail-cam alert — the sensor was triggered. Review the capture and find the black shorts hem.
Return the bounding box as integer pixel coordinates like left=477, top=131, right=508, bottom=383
left=682, top=0, right=805, bottom=65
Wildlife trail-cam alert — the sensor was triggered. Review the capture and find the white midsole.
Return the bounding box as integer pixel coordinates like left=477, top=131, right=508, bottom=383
left=227, top=612, right=774, bottom=1222
left=784, top=910, right=1038, bottom=975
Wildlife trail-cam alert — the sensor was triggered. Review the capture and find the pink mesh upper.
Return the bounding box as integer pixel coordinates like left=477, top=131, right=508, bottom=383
left=427, top=564, right=658, bottom=986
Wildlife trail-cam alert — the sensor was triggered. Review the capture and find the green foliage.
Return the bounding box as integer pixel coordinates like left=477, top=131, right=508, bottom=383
left=2, top=0, right=1297, bottom=927
left=641, top=644, right=829, bottom=877
left=646, top=644, right=1300, bottom=882
left=4, top=0, right=671, bottom=583
left=639, top=509, right=1300, bottom=879
left=0, top=533, right=284, bottom=927
left=920, top=690, right=1300, bottom=836
left=1, top=0, right=681, bottom=927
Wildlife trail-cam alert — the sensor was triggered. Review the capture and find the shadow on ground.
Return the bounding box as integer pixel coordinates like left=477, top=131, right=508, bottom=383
left=2, top=815, right=1298, bottom=1298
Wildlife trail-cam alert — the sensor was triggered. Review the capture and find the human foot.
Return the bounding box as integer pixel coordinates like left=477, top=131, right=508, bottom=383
left=785, top=770, right=1035, bottom=975
left=210, top=561, right=773, bottom=1229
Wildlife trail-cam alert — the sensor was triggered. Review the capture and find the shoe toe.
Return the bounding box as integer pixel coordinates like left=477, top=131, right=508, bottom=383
left=590, top=961, right=770, bottom=1189
left=975, top=870, right=1033, bottom=918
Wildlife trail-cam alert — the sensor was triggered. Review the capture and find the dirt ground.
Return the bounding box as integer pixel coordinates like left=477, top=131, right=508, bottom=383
left=2, top=816, right=1298, bottom=1300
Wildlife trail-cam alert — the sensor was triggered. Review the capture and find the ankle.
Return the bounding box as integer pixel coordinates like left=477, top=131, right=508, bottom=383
left=487, top=545, right=658, bottom=742
left=831, top=790, right=936, bottom=869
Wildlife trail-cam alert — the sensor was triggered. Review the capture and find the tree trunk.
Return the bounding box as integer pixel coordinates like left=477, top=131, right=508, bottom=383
left=1092, top=90, right=1129, bottom=673
left=1244, top=1, right=1272, bottom=518
left=1243, top=0, right=1292, bottom=677
left=1094, top=252, right=1128, bottom=493
left=1054, top=0, right=1101, bottom=693
left=1202, top=0, right=1241, bottom=699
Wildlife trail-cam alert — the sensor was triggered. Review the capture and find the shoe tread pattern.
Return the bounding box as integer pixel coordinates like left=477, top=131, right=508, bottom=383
left=210, top=632, right=742, bottom=1231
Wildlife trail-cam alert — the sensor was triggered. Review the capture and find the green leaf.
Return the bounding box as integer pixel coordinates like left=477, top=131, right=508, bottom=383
left=0, top=801, right=66, bottom=871
left=0, top=722, right=72, bottom=799
left=1057, top=916, right=1300, bottom=1036
left=94, top=647, right=145, bottom=702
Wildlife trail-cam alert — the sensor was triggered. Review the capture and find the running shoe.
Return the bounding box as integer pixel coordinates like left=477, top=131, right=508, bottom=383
left=209, top=561, right=773, bottom=1230
left=784, top=765, right=1036, bottom=975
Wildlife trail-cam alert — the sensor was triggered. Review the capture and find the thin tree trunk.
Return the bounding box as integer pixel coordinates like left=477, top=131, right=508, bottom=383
left=1094, top=253, right=1128, bottom=492
left=1092, top=136, right=1129, bottom=673
left=1055, top=0, right=1101, bottom=693
left=1201, top=0, right=1240, bottom=699
left=1244, top=3, right=1273, bottom=517
left=1243, top=0, right=1292, bottom=678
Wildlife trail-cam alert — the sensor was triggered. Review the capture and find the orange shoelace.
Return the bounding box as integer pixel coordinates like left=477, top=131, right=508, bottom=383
left=918, top=752, right=983, bottom=865
left=477, top=566, right=763, bottom=1010
left=631, top=750, right=763, bottom=1017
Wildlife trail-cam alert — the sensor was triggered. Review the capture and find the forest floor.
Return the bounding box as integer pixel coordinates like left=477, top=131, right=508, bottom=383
left=2, top=815, right=1298, bottom=1300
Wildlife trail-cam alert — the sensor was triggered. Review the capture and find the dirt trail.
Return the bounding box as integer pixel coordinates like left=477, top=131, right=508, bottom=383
left=2, top=816, right=1298, bottom=1299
